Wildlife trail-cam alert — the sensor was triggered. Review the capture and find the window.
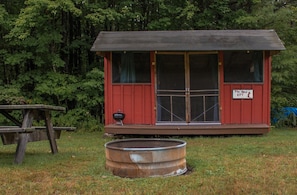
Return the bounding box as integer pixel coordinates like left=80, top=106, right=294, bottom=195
left=224, top=51, right=263, bottom=83
left=112, top=52, right=151, bottom=83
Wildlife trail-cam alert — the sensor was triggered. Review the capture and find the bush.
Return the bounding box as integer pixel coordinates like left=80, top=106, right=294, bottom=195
left=53, top=108, right=103, bottom=132
left=275, top=113, right=297, bottom=128
left=273, top=107, right=297, bottom=128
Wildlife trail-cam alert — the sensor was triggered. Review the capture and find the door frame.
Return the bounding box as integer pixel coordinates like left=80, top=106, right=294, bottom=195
left=155, top=51, right=220, bottom=125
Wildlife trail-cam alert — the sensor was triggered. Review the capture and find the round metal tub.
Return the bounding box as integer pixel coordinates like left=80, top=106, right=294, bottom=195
left=104, top=138, right=187, bottom=178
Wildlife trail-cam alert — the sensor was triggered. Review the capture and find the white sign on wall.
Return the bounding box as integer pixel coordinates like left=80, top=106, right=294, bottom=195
left=232, top=89, right=253, bottom=99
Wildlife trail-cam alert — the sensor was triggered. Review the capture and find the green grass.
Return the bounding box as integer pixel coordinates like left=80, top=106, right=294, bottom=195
left=1, top=128, right=297, bottom=194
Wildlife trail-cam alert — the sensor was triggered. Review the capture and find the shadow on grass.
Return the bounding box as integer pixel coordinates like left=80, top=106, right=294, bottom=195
left=0, top=150, right=76, bottom=166
left=182, top=163, right=194, bottom=176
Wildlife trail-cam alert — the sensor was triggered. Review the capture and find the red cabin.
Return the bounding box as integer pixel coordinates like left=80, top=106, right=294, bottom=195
left=91, top=30, right=285, bottom=135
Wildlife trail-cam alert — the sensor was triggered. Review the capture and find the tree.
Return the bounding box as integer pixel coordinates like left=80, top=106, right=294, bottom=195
left=236, top=0, right=297, bottom=123
left=1, top=0, right=297, bottom=128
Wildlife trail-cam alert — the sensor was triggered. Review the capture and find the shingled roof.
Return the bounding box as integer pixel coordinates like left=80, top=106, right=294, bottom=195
left=91, top=30, right=285, bottom=52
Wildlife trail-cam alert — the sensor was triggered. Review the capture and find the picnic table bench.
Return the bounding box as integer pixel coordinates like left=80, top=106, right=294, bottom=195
left=0, top=104, right=76, bottom=164
left=0, top=127, right=35, bottom=133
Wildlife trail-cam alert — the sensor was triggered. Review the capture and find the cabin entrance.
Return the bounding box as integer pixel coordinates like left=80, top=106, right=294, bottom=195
left=156, top=52, right=219, bottom=124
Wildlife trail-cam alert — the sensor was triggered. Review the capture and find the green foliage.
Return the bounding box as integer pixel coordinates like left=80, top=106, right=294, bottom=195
left=0, top=84, right=25, bottom=104
left=1, top=0, right=297, bottom=129
left=236, top=0, right=297, bottom=116
left=54, top=108, right=103, bottom=131
left=275, top=113, right=297, bottom=128
left=75, top=68, right=104, bottom=109
left=18, top=68, right=103, bottom=127
left=0, top=5, right=8, bottom=26
left=0, top=84, right=25, bottom=125
left=32, top=72, right=78, bottom=104
left=0, top=67, right=104, bottom=129
left=272, top=45, right=297, bottom=110
left=4, top=0, right=84, bottom=74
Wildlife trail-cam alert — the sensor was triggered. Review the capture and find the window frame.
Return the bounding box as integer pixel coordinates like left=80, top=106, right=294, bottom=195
left=223, top=51, right=264, bottom=84
left=111, top=51, right=151, bottom=84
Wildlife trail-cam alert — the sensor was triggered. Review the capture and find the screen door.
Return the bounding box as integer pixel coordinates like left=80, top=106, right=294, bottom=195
left=156, top=52, right=219, bottom=124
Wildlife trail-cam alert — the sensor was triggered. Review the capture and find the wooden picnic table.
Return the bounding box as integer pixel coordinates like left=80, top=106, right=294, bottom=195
left=0, top=104, right=71, bottom=164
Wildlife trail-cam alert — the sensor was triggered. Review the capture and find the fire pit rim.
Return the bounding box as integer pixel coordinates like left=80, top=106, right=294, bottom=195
left=104, top=138, right=187, bottom=151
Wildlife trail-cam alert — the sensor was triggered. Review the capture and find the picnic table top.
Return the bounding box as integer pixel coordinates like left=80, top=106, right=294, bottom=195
left=0, top=104, right=66, bottom=111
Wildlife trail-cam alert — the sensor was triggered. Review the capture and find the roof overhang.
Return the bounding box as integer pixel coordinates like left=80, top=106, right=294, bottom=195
left=91, top=30, right=285, bottom=52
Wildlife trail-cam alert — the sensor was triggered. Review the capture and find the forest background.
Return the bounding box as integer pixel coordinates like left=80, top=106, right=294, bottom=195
left=0, top=0, right=297, bottom=130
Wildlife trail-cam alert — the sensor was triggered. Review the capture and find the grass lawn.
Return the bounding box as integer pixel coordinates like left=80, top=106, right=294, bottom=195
left=0, top=128, right=297, bottom=194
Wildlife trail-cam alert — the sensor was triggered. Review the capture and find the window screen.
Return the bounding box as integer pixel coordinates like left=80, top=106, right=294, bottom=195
left=112, top=52, right=151, bottom=83
left=224, top=51, right=263, bottom=83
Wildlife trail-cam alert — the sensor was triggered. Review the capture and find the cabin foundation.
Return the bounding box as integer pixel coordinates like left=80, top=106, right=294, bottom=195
left=105, top=124, right=269, bottom=135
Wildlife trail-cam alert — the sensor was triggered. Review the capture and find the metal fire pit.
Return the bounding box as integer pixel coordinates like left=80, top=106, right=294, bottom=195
left=104, top=138, right=187, bottom=178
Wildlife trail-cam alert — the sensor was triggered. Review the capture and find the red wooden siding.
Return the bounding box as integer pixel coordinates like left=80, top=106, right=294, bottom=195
left=104, top=52, right=155, bottom=125
left=109, top=85, right=153, bottom=124
left=104, top=52, right=112, bottom=125
left=105, top=50, right=272, bottom=127
left=220, top=51, right=271, bottom=125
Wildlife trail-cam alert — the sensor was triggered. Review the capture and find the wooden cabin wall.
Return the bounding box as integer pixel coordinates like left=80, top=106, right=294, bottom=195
left=220, top=51, right=271, bottom=125
left=104, top=52, right=155, bottom=125
left=104, top=50, right=272, bottom=126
